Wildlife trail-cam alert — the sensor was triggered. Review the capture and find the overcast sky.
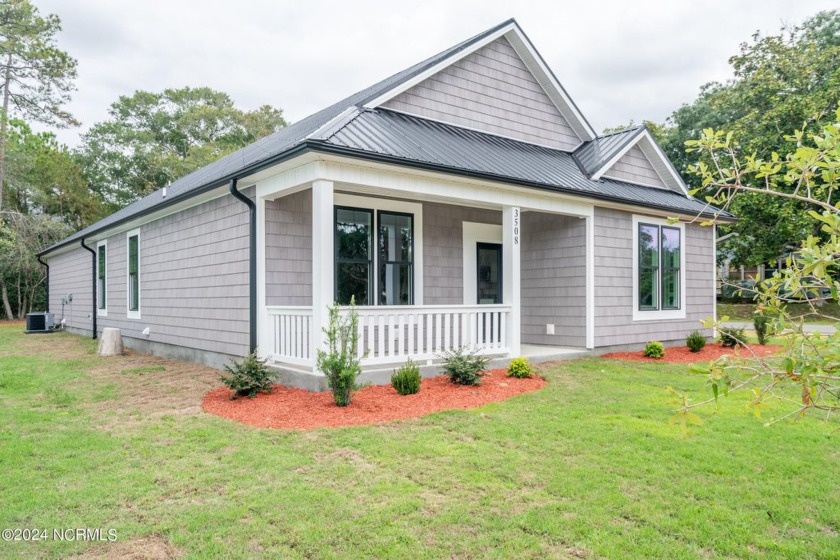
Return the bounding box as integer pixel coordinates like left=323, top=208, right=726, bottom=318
left=35, top=0, right=838, bottom=147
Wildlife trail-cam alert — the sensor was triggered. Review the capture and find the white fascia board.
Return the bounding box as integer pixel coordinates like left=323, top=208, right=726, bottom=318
left=592, top=130, right=689, bottom=196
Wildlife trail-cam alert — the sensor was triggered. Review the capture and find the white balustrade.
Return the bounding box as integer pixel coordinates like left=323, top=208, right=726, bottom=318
left=267, top=304, right=511, bottom=367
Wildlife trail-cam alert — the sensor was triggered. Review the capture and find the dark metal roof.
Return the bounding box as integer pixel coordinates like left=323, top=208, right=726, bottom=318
left=314, top=109, right=732, bottom=219
left=573, top=126, right=644, bottom=177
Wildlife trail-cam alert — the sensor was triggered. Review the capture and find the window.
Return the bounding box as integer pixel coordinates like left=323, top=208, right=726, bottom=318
left=96, top=241, right=107, bottom=315
left=378, top=211, right=413, bottom=305
left=127, top=230, right=140, bottom=318
left=335, top=207, right=373, bottom=305
left=334, top=206, right=415, bottom=306
left=637, top=221, right=681, bottom=312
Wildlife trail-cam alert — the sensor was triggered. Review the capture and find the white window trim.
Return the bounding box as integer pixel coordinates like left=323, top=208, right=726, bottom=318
left=631, top=214, right=686, bottom=321
left=126, top=228, right=141, bottom=319
left=333, top=193, right=424, bottom=306
left=462, top=222, right=503, bottom=305
left=96, top=239, right=108, bottom=317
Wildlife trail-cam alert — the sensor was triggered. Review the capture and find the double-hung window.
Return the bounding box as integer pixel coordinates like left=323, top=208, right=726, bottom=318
left=96, top=240, right=107, bottom=316
left=334, top=206, right=414, bottom=306
left=127, top=229, right=141, bottom=319
left=634, top=216, right=683, bottom=319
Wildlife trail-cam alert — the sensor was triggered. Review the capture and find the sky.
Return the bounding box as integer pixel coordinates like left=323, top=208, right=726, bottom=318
left=35, top=0, right=839, bottom=147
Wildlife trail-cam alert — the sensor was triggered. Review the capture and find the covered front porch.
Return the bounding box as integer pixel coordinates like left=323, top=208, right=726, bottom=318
left=253, top=156, right=595, bottom=374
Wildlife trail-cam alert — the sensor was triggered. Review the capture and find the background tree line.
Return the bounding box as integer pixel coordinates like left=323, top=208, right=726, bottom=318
left=1, top=1, right=838, bottom=320
left=0, top=0, right=286, bottom=319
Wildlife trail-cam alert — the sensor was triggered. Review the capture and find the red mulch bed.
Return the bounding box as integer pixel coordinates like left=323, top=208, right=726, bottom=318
left=202, top=369, right=546, bottom=430
left=601, top=343, right=783, bottom=364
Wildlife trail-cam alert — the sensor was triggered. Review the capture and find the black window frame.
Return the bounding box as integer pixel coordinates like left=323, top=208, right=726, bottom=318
left=333, top=206, right=417, bottom=306
left=637, top=222, right=681, bottom=312
left=97, top=244, right=107, bottom=311
left=128, top=233, right=140, bottom=313
left=377, top=210, right=414, bottom=306
left=334, top=206, right=374, bottom=306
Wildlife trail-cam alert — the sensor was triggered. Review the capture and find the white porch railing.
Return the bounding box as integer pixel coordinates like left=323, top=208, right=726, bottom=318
left=266, top=304, right=511, bottom=367
left=266, top=306, right=313, bottom=366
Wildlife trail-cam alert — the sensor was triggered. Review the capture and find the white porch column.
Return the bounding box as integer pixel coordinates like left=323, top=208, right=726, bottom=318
left=311, top=180, right=335, bottom=362
left=503, top=206, right=521, bottom=356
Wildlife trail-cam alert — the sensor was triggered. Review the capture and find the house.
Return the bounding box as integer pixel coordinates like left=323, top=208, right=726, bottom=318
left=38, top=19, right=733, bottom=388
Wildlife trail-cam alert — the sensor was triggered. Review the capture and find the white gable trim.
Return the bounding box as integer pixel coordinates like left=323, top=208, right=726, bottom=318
left=362, top=22, right=596, bottom=142
left=591, top=129, right=689, bottom=196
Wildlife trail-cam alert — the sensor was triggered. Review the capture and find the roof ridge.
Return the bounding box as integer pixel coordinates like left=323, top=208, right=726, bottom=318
left=594, top=124, right=645, bottom=140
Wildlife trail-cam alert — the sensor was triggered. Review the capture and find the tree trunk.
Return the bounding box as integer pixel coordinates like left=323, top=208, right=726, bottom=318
left=0, top=52, right=12, bottom=211
left=0, top=280, right=12, bottom=320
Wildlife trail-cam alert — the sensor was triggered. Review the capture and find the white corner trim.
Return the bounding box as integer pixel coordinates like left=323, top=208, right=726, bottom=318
left=125, top=228, right=141, bottom=320
left=256, top=197, right=269, bottom=358
left=333, top=193, right=424, bottom=306
left=462, top=222, right=503, bottom=305
left=592, top=130, right=689, bottom=196
left=96, top=239, right=108, bottom=317
left=631, top=214, right=687, bottom=322
left=585, top=215, right=595, bottom=349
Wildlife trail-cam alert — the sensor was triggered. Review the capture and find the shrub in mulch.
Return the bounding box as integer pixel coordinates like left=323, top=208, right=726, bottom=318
left=602, top=343, right=782, bottom=364
left=202, top=369, right=546, bottom=430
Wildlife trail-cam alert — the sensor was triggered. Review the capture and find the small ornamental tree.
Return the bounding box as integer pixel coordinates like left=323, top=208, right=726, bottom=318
left=672, top=110, right=840, bottom=425
left=316, top=300, right=363, bottom=406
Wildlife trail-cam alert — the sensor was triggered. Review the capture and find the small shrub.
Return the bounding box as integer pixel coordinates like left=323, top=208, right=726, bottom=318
left=440, top=347, right=490, bottom=386
left=753, top=313, right=771, bottom=345
left=220, top=352, right=273, bottom=399
left=391, top=358, right=421, bottom=395
left=643, top=341, right=665, bottom=359
left=507, top=357, right=534, bottom=378
left=719, top=327, right=746, bottom=348
left=316, top=301, right=363, bottom=406
left=685, top=330, right=707, bottom=353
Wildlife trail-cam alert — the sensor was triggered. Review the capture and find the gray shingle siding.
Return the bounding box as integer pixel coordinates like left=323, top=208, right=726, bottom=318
left=602, top=145, right=666, bottom=188
left=383, top=37, right=581, bottom=150
left=265, top=189, right=313, bottom=306
left=48, top=248, right=93, bottom=333
left=521, top=212, right=586, bottom=347
left=593, top=207, right=714, bottom=347
left=422, top=202, right=502, bottom=305
left=58, top=190, right=253, bottom=357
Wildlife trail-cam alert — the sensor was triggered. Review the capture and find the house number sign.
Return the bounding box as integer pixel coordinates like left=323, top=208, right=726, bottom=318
left=513, top=208, right=520, bottom=245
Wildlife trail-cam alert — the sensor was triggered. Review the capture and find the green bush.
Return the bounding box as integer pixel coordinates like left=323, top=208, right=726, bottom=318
left=507, top=357, right=534, bottom=378
left=440, top=347, right=490, bottom=386
left=719, top=327, right=746, bottom=348
left=643, top=341, right=665, bottom=359
left=220, top=352, right=273, bottom=399
left=391, top=358, right=421, bottom=395
left=753, top=313, right=771, bottom=345
left=685, top=330, right=707, bottom=353
left=316, top=301, right=363, bottom=406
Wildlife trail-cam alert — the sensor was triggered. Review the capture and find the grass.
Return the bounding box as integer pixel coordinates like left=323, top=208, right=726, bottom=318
left=1, top=323, right=838, bottom=559
left=718, top=301, right=840, bottom=324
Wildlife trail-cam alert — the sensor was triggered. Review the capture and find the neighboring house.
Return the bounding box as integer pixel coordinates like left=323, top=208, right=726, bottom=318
left=38, top=19, right=733, bottom=388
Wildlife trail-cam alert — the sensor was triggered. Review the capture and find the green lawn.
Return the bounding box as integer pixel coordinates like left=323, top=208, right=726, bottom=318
left=0, top=323, right=837, bottom=559
left=718, top=302, right=840, bottom=324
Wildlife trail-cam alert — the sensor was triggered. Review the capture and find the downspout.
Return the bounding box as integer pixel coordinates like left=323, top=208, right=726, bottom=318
left=228, top=178, right=257, bottom=354
left=36, top=255, right=49, bottom=313
left=80, top=239, right=97, bottom=340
